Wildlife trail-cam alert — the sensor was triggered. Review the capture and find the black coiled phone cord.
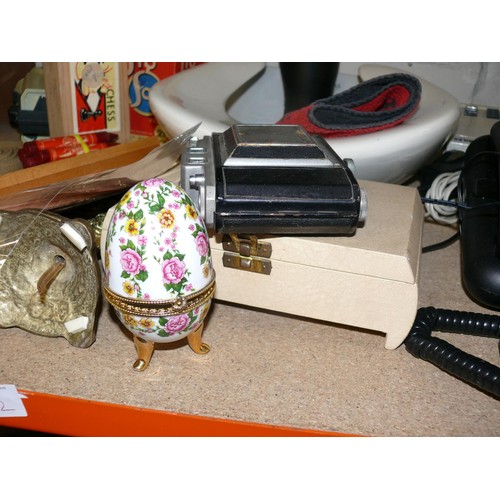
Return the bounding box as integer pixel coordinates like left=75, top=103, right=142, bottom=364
left=404, top=307, right=500, bottom=398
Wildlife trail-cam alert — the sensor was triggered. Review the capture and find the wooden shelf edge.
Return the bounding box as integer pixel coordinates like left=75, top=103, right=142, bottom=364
left=1, top=390, right=359, bottom=437
left=0, top=136, right=160, bottom=198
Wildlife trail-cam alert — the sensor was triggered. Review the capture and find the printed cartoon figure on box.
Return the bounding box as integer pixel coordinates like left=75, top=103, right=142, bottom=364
left=71, top=62, right=121, bottom=134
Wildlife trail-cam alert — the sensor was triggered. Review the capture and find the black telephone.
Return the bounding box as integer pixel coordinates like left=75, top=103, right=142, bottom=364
left=459, top=121, right=500, bottom=308
left=404, top=122, right=500, bottom=398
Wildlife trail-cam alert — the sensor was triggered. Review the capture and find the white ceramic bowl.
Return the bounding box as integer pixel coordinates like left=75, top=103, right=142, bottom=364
left=150, top=63, right=460, bottom=184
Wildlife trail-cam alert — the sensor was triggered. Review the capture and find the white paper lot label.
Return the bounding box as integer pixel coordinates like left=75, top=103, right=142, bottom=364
left=0, top=385, right=28, bottom=417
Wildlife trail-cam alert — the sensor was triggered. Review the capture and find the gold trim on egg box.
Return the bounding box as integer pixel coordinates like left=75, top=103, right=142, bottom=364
left=103, top=274, right=216, bottom=317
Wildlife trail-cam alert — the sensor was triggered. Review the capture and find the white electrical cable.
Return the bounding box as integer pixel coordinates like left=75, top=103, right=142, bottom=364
left=424, top=171, right=461, bottom=224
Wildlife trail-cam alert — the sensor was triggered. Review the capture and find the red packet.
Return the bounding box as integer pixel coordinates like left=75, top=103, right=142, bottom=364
left=127, top=63, right=204, bottom=137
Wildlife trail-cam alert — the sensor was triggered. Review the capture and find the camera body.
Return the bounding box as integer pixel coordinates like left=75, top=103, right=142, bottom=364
left=180, top=124, right=367, bottom=235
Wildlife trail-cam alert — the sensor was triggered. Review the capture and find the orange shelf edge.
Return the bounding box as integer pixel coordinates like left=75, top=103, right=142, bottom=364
left=1, top=390, right=358, bottom=437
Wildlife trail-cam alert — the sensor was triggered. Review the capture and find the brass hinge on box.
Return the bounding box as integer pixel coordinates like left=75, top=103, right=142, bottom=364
left=222, top=234, right=272, bottom=275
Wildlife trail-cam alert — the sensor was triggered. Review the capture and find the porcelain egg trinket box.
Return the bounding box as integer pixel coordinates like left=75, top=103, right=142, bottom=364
left=102, top=178, right=215, bottom=371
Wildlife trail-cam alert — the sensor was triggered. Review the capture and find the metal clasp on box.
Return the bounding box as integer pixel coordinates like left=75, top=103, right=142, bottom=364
left=222, top=234, right=272, bottom=275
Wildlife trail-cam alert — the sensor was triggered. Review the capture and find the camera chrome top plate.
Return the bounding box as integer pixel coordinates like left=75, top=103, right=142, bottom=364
left=219, top=124, right=336, bottom=168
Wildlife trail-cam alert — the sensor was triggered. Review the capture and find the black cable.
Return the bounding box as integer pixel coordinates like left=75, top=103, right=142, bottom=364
left=420, top=195, right=460, bottom=253
left=422, top=231, right=459, bottom=254
left=421, top=197, right=500, bottom=211
left=419, top=195, right=500, bottom=254
left=404, top=307, right=500, bottom=398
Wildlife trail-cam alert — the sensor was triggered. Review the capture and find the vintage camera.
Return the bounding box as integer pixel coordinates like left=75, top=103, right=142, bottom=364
left=180, top=124, right=367, bottom=235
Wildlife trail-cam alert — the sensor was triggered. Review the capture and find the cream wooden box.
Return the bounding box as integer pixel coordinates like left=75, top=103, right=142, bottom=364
left=101, top=179, right=423, bottom=350
left=208, top=180, right=423, bottom=349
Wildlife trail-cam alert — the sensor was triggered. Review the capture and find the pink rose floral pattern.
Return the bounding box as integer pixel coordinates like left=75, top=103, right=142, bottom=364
left=116, top=304, right=210, bottom=340
left=109, top=191, right=150, bottom=298
left=135, top=178, right=211, bottom=296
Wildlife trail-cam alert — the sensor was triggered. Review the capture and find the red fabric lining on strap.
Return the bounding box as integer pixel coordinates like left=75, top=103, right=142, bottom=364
left=277, top=73, right=421, bottom=138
